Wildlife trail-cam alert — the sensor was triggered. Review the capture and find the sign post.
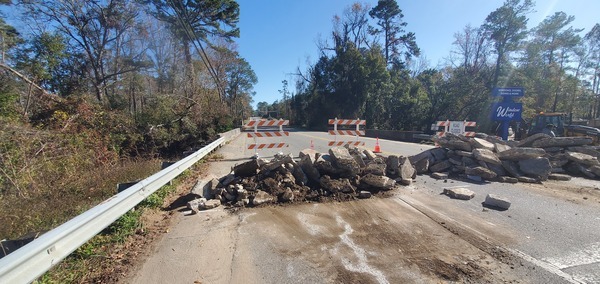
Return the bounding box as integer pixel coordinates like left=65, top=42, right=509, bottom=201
left=491, top=87, right=524, bottom=140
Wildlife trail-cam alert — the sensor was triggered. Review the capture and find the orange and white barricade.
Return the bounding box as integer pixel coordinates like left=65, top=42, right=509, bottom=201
left=328, top=118, right=366, bottom=146
left=435, top=120, right=476, bottom=137
left=244, top=119, right=289, bottom=154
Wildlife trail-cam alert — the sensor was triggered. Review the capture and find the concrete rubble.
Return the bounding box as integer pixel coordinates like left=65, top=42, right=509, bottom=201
left=186, top=133, right=598, bottom=212
left=415, top=133, right=600, bottom=183
left=188, top=145, right=415, bottom=209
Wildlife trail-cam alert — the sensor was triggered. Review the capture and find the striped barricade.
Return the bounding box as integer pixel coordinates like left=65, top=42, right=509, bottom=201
left=328, top=118, right=366, bottom=146
left=244, top=118, right=290, bottom=151
left=435, top=120, right=477, bottom=137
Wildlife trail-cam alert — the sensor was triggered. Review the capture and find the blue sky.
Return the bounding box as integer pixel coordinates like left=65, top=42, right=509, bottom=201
left=236, top=0, right=600, bottom=109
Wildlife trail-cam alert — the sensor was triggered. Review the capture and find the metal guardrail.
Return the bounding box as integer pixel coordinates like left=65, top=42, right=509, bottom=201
left=0, top=136, right=227, bottom=283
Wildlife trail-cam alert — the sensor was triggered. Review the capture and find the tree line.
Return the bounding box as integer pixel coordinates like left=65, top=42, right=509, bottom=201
left=261, top=0, right=600, bottom=133
left=0, top=0, right=256, bottom=154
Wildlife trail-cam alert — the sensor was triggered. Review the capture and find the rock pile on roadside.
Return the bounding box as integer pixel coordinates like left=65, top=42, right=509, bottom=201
left=410, top=133, right=600, bottom=183
left=188, top=146, right=416, bottom=209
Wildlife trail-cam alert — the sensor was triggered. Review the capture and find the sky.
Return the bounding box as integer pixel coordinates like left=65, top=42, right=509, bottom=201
left=236, top=0, right=600, bottom=109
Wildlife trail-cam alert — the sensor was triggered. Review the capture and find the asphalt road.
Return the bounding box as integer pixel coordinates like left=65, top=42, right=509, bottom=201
left=128, top=130, right=600, bottom=283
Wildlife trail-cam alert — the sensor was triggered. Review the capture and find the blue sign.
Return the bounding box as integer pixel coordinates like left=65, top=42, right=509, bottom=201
left=492, top=87, right=524, bottom=97
left=492, top=102, right=522, bottom=121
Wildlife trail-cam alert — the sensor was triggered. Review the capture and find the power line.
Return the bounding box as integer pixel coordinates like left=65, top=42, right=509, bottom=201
left=166, top=0, right=225, bottom=99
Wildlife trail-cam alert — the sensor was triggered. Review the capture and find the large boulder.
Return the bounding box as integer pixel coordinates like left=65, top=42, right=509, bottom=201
left=497, top=148, right=546, bottom=161
left=518, top=157, right=552, bottom=180
left=472, top=148, right=501, bottom=165
left=532, top=137, right=593, bottom=148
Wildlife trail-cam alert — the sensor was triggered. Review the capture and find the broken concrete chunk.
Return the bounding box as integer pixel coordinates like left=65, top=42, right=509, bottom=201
left=517, top=133, right=551, bottom=147
left=190, top=178, right=210, bottom=197
left=455, top=150, right=474, bottom=157
left=518, top=157, right=552, bottom=181
left=532, top=137, right=593, bottom=148
left=567, top=146, right=600, bottom=159
left=399, top=158, right=416, bottom=181
left=430, top=148, right=448, bottom=162
left=501, top=160, right=523, bottom=178
left=200, top=199, right=221, bottom=210
left=548, top=173, right=572, bottom=181
left=362, top=162, right=386, bottom=176
left=494, top=143, right=511, bottom=153
left=588, top=165, right=600, bottom=177
left=564, top=151, right=600, bottom=167
left=320, top=176, right=355, bottom=193
left=517, top=176, right=539, bottom=183
left=360, top=174, right=396, bottom=191
left=472, top=148, right=501, bottom=165
left=329, top=147, right=360, bottom=177
left=430, top=160, right=452, bottom=173
left=386, top=155, right=400, bottom=177
left=234, top=159, right=262, bottom=177
left=358, top=191, right=372, bottom=199
left=484, top=194, right=511, bottom=210
left=472, top=138, right=495, bottom=151
left=279, top=188, right=295, bottom=202
left=187, top=198, right=207, bottom=214
left=363, top=149, right=378, bottom=160
left=413, top=158, right=429, bottom=174
left=431, top=172, right=449, bottom=180
left=496, top=176, right=518, bottom=183
left=261, top=154, right=294, bottom=172
left=497, top=147, right=546, bottom=161
left=443, top=187, right=475, bottom=200
left=252, top=190, right=276, bottom=206
left=299, top=148, right=319, bottom=160
left=464, top=166, right=497, bottom=180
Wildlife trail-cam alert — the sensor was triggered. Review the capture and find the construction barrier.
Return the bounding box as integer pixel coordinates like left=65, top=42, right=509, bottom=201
left=328, top=118, right=366, bottom=146
left=244, top=118, right=289, bottom=151
left=435, top=120, right=476, bottom=137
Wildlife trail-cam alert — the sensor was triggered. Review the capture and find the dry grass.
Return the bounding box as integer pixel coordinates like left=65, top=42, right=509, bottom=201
left=0, top=122, right=160, bottom=240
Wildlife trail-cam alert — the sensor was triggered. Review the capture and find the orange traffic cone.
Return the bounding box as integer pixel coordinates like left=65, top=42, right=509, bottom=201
left=374, top=137, right=382, bottom=153
left=310, top=140, right=314, bottom=150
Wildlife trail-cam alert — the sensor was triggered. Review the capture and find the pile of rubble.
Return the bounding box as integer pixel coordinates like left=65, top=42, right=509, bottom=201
left=186, top=133, right=600, bottom=212
left=187, top=146, right=417, bottom=211
left=413, top=133, right=600, bottom=183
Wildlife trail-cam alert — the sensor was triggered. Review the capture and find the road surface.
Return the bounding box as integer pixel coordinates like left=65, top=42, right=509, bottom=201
left=127, top=130, right=600, bottom=283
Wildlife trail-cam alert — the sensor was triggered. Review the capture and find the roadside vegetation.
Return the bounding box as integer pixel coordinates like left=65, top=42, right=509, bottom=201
left=0, top=0, right=247, bottom=242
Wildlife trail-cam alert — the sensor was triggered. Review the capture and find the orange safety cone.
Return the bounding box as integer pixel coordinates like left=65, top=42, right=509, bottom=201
left=310, top=140, right=314, bottom=150
left=374, top=137, right=382, bottom=153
